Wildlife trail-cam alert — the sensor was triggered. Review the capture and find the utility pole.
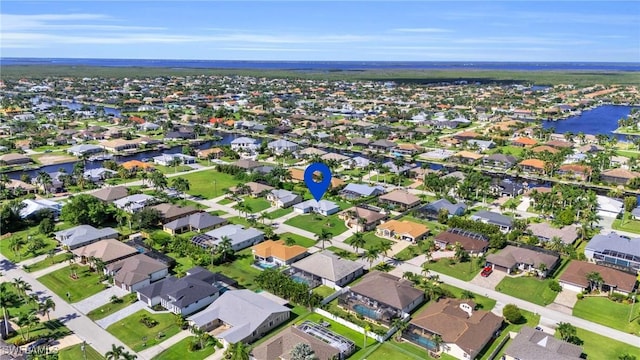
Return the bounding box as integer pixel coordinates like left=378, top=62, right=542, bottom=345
left=629, top=292, right=636, bottom=323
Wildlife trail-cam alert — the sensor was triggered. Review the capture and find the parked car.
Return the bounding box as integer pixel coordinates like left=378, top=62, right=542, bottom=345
left=481, top=266, right=493, bottom=277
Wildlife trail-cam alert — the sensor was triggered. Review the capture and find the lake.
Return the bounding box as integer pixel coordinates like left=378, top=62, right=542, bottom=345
left=542, top=105, right=637, bottom=139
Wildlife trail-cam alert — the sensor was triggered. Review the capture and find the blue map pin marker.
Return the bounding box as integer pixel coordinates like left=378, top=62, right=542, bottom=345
left=304, top=162, right=332, bottom=201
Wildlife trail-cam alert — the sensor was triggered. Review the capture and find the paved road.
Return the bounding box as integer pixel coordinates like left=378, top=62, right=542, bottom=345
left=389, top=261, right=640, bottom=347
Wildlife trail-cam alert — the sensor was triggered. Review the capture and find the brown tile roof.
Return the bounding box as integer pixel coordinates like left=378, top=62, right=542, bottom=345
left=150, top=203, right=199, bottom=221
left=601, top=168, right=640, bottom=180
left=251, top=326, right=339, bottom=360
left=559, top=261, right=637, bottom=293
left=289, top=168, right=345, bottom=188
left=340, top=206, right=388, bottom=224
left=410, top=298, right=503, bottom=358
left=379, top=190, right=421, bottom=206
left=531, top=145, right=560, bottom=154
left=486, top=245, right=559, bottom=270
left=350, top=271, right=424, bottom=310
left=121, top=160, right=154, bottom=170
left=558, top=164, right=592, bottom=174
left=455, top=151, right=483, bottom=160
left=252, top=240, right=308, bottom=262
left=545, top=140, right=574, bottom=149
left=519, top=159, right=546, bottom=169
left=434, top=229, right=489, bottom=253
left=90, top=186, right=129, bottom=202
left=106, top=253, right=168, bottom=286
left=377, top=220, right=429, bottom=239
left=72, top=239, right=137, bottom=263
left=512, top=137, right=537, bottom=146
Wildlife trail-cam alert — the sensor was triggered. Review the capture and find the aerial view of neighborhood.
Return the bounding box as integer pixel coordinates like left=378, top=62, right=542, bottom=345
left=0, top=1, right=639, bottom=360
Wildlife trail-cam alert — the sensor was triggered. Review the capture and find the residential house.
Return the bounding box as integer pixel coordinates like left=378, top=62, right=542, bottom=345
left=251, top=326, right=341, bottom=360
left=187, top=289, right=291, bottom=346
left=453, top=151, right=483, bottom=164
left=557, top=164, right=592, bottom=180
left=293, top=199, right=340, bottom=216
left=527, top=222, right=579, bottom=245
left=0, top=153, right=32, bottom=165
left=486, top=245, right=559, bottom=277
left=512, top=137, right=537, bottom=147
left=192, top=224, right=265, bottom=251
left=19, top=199, right=62, bottom=219
left=339, top=206, right=389, bottom=232
left=113, top=194, right=156, bottom=213
left=267, top=189, right=302, bottom=208
left=121, top=160, right=154, bottom=172
left=403, top=298, right=502, bottom=360
left=101, top=139, right=139, bottom=152
left=289, top=250, right=364, bottom=289
left=434, top=229, right=490, bottom=255
left=378, top=190, right=421, bottom=210
left=89, top=186, right=129, bottom=203
left=339, top=183, right=385, bottom=199
left=231, top=181, right=274, bottom=197
left=165, top=131, right=196, bottom=140
left=67, top=144, right=104, bottom=157
left=519, top=159, right=546, bottom=174
left=350, top=138, right=371, bottom=147
left=54, top=225, right=119, bottom=250
left=197, top=147, right=224, bottom=160
left=83, top=168, right=117, bottom=183
left=596, top=195, right=623, bottom=218
left=71, top=238, right=138, bottom=265
left=289, top=168, right=345, bottom=189
left=298, top=147, right=327, bottom=158
left=585, top=232, right=640, bottom=273
left=137, top=267, right=224, bottom=315
left=559, top=261, right=637, bottom=295
left=105, top=253, right=169, bottom=292
left=467, top=139, right=495, bottom=151
left=230, top=137, right=261, bottom=153
left=396, top=143, right=424, bottom=155
left=252, top=240, right=308, bottom=267
left=338, top=271, right=424, bottom=325
left=153, top=153, right=196, bottom=166
left=531, top=145, right=560, bottom=155
left=469, top=211, right=513, bottom=233
left=545, top=139, right=574, bottom=149
left=233, top=159, right=263, bottom=171
left=267, top=139, right=299, bottom=154
left=600, top=168, right=640, bottom=185
left=321, top=152, right=351, bottom=163
left=417, top=199, right=467, bottom=219
left=503, top=327, right=583, bottom=360
left=149, top=203, right=200, bottom=222
left=491, top=179, right=525, bottom=198
left=483, top=154, right=517, bottom=169
left=163, top=213, right=227, bottom=235
left=370, top=139, right=397, bottom=152
left=376, top=220, right=429, bottom=243
left=343, top=156, right=371, bottom=169
left=382, top=161, right=414, bottom=175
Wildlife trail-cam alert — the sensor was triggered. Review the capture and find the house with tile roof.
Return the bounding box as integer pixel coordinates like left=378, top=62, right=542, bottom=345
left=376, top=220, right=429, bottom=243
left=558, top=261, right=637, bottom=295
left=251, top=326, right=341, bottom=360
left=486, top=245, right=559, bottom=277
left=417, top=198, right=467, bottom=220
left=453, top=151, right=483, bottom=164
left=163, top=212, right=227, bottom=235
left=90, top=186, right=129, bottom=202
left=600, top=168, right=640, bottom=185
left=105, top=253, right=169, bottom=292
left=379, top=190, right=421, bottom=210
left=252, top=240, right=308, bottom=267
left=339, top=206, right=389, bottom=232
left=527, top=222, right=579, bottom=245
left=434, top=228, right=489, bottom=255
left=503, top=327, right=582, bottom=360
left=403, top=298, right=502, bottom=360
left=518, top=159, right=546, bottom=174
left=512, top=137, right=537, bottom=147
left=339, top=183, right=385, bottom=199
left=585, top=232, right=640, bottom=273
left=557, top=164, right=592, bottom=180
left=293, top=199, right=340, bottom=216
left=54, top=225, right=119, bottom=250
left=267, top=189, right=303, bottom=208
left=149, top=203, right=200, bottom=222
left=71, top=238, right=138, bottom=264
left=288, top=250, right=364, bottom=289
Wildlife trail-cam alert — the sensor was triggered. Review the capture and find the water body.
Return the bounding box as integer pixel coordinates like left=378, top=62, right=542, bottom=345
left=3, top=58, right=640, bottom=72
left=542, top=105, right=637, bottom=139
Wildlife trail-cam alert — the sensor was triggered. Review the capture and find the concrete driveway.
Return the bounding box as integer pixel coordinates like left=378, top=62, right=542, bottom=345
left=96, top=302, right=147, bottom=328
left=469, top=269, right=507, bottom=290
left=547, top=289, right=579, bottom=314
left=74, top=286, right=129, bottom=314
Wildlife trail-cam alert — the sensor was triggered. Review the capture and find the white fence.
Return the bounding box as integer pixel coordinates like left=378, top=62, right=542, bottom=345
left=314, top=308, right=400, bottom=343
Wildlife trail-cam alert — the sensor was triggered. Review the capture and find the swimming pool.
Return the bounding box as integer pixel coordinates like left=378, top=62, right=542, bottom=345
left=353, top=304, right=381, bottom=319
left=291, top=275, right=310, bottom=285
left=405, top=333, right=436, bottom=350
left=255, top=261, right=278, bottom=270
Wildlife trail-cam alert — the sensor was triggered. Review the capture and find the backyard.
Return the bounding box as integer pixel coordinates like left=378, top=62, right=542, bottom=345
left=477, top=308, right=540, bottom=360
left=240, top=196, right=272, bottom=213
left=345, top=232, right=393, bottom=251
left=58, top=343, right=104, bottom=360
left=152, top=336, right=217, bottom=360
left=179, top=169, right=238, bottom=199
left=495, top=276, right=558, bottom=306
left=572, top=297, right=640, bottom=335
left=38, top=265, right=106, bottom=302
left=209, top=249, right=263, bottom=290
left=439, top=284, right=497, bottom=311
left=284, top=213, right=348, bottom=236
left=106, top=310, right=180, bottom=352
left=566, top=327, right=640, bottom=360
left=612, top=213, right=640, bottom=234
left=0, top=230, right=59, bottom=263
left=424, top=258, right=481, bottom=282
left=301, top=313, right=378, bottom=360
left=87, top=293, right=139, bottom=321
left=5, top=319, right=71, bottom=346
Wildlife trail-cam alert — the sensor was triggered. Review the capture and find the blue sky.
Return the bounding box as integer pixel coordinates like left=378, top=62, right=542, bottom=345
left=1, top=1, right=638, bottom=61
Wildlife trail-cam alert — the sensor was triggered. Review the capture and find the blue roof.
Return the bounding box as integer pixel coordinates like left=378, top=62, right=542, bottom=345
left=342, top=183, right=384, bottom=197
left=587, top=232, right=640, bottom=258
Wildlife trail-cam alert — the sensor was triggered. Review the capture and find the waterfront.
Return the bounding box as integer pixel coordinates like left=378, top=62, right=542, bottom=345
left=542, top=105, right=637, bottom=139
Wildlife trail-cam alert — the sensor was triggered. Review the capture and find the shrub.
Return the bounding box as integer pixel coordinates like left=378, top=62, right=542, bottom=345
left=609, top=292, right=627, bottom=303
left=576, top=293, right=584, bottom=300
left=548, top=280, right=562, bottom=292
left=503, top=304, right=524, bottom=324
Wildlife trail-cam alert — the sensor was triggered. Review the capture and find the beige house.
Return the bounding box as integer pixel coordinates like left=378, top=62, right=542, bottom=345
left=72, top=239, right=138, bottom=265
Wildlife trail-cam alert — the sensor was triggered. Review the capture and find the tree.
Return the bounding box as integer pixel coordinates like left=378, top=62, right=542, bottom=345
left=39, top=298, right=56, bottom=321
left=39, top=217, right=55, bottom=236
left=349, top=232, right=366, bottom=253
left=0, top=283, right=20, bottom=338
left=431, top=334, right=443, bottom=352
left=148, top=170, right=168, bottom=191
left=586, top=271, right=604, bottom=292
left=105, top=344, right=124, bottom=360
left=16, top=311, right=39, bottom=342
left=315, top=229, right=333, bottom=250
left=503, top=304, right=524, bottom=324
left=364, top=248, right=380, bottom=269
left=132, top=208, right=162, bottom=229
left=217, top=236, right=235, bottom=262
left=224, top=341, right=250, bottom=360
left=619, top=354, right=638, bottom=360
left=60, top=194, right=111, bottom=226
left=171, top=177, right=190, bottom=195
left=290, top=342, right=317, bottom=360
left=557, top=322, right=577, bottom=341
left=624, top=196, right=638, bottom=213
left=377, top=241, right=393, bottom=261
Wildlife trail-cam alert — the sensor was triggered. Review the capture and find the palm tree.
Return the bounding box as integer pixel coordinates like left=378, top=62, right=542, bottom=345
left=258, top=211, right=268, bottom=225
left=378, top=241, right=393, bottom=261
left=349, top=232, right=366, bottom=253
left=586, top=271, right=604, bottom=293
left=557, top=322, right=577, bottom=342
left=421, top=261, right=431, bottom=278
left=121, top=352, right=138, bottom=360
left=547, top=236, right=564, bottom=252
left=148, top=170, right=168, bottom=191
left=16, top=311, right=39, bottom=342
left=315, top=229, right=333, bottom=250
left=105, top=344, right=125, bottom=360
left=364, top=248, right=380, bottom=269
left=217, top=236, right=234, bottom=262
left=431, top=334, right=443, bottom=353
left=0, top=283, right=19, bottom=338
left=171, top=177, right=190, bottom=195
left=39, top=298, right=56, bottom=321
left=224, top=341, right=250, bottom=360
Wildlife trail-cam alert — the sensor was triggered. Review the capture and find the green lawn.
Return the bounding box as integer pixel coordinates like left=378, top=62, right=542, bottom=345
left=208, top=249, right=263, bottom=290
left=556, top=327, right=640, bottom=360
left=1, top=283, right=39, bottom=319
left=487, top=145, right=524, bottom=157
left=265, top=207, right=293, bottom=219
left=179, top=169, right=239, bottom=199
left=218, top=197, right=234, bottom=205
left=5, top=319, right=71, bottom=346
left=285, top=213, right=348, bottom=236
left=495, top=276, right=558, bottom=306
left=478, top=309, right=540, bottom=360
left=399, top=216, right=448, bottom=235
left=301, top=313, right=377, bottom=360
left=58, top=343, right=104, bottom=360
left=166, top=252, right=196, bottom=275
left=424, top=259, right=481, bottom=281
left=152, top=336, right=216, bottom=360
left=38, top=265, right=106, bottom=303
left=241, top=197, right=272, bottom=213
left=313, top=285, right=336, bottom=299
left=327, top=246, right=360, bottom=261
left=106, top=310, right=180, bottom=352
left=0, top=229, right=59, bottom=263
left=612, top=213, right=640, bottom=234
left=572, top=297, right=640, bottom=335
left=87, top=293, right=139, bottom=321
left=25, top=252, right=73, bottom=273
left=278, top=232, right=316, bottom=248
left=154, top=165, right=193, bottom=174
left=439, top=284, right=497, bottom=311
left=345, top=232, right=393, bottom=251
left=365, top=342, right=423, bottom=360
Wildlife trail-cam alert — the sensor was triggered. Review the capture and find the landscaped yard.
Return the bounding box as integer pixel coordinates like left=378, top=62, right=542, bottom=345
left=345, top=232, right=393, bottom=251
left=326, top=246, right=359, bottom=261
left=278, top=232, right=316, bottom=248
left=240, top=197, right=272, bottom=213
left=495, top=276, right=558, bottom=306
left=572, top=297, right=640, bottom=335
left=478, top=308, right=540, bottom=360
left=152, top=336, right=217, bottom=360
left=612, top=213, right=640, bottom=234
left=557, top=326, right=640, bottom=360
left=179, top=169, right=239, bottom=199
left=0, top=229, right=59, bottom=263
left=439, top=284, right=497, bottom=311
left=87, top=293, right=139, bottom=321
left=265, top=207, right=293, bottom=219
left=217, top=197, right=234, bottom=205
left=301, top=313, right=377, bottom=360
left=424, top=258, right=481, bottom=281
left=58, top=343, right=104, bottom=360
left=209, top=249, right=263, bottom=290
left=284, top=213, right=348, bottom=236
left=38, top=265, right=106, bottom=303
left=399, top=216, right=448, bottom=235
left=166, top=252, right=196, bottom=275
left=5, top=319, right=71, bottom=346
left=106, top=310, right=180, bottom=352
left=25, top=252, right=73, bottom=273
left=313, top=285, right=336, bottom=299
left=1, top=283, right=41, bottom=319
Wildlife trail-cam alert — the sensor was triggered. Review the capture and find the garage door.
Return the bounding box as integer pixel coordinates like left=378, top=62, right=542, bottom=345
left=597, top=210, right=619, bottom=219
left=559, top=282, right=583, bottom=293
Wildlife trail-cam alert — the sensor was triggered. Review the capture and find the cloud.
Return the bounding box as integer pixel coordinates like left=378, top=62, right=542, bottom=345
left=391, top=28, right=452, bottom=33
left=218, top=47, right=321, bottom=52
left=0, top=13, right=165, bottom=32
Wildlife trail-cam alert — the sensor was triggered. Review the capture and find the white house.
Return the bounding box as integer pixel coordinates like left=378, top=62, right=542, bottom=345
left=230, top=137, right=261, bottom=153
left=293, top=199, right=340, bottom=216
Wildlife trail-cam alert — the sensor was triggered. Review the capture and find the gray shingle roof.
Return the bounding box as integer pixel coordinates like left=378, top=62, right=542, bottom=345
left=586, top=232, right=640, bottom=258
left=504, top=326, right=582, bottom=360
left=470, top=210, right=513, bottom=227
left=54, top=225, right=119, bottom=248
left=292, top=250, right=363, bottom=282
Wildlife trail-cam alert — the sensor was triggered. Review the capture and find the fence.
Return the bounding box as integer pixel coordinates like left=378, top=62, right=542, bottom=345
left=314, top=308, right=403, bottom=343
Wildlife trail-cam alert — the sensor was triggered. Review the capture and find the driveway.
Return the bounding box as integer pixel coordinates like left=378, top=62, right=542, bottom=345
left=74, top=286, right=129, bottom=314
left=547, top=289, right=579, bottom=314
left=95, top=301, right=147, bottom=328
left=469, top=269, right=507, bottom=290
